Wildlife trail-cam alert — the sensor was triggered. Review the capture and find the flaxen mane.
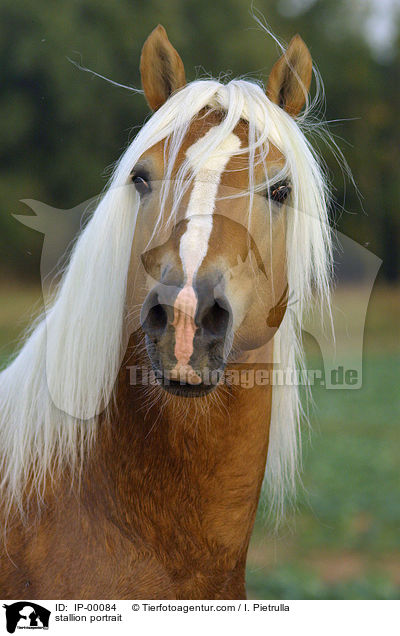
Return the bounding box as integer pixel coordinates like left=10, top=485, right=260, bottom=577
left=0, top=33, right=333, bottom=531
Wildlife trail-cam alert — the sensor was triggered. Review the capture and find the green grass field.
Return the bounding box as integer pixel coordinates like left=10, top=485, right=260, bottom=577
left=247, top=286, right=400, bottom=599
left=0, top=282, right=399, bottom=599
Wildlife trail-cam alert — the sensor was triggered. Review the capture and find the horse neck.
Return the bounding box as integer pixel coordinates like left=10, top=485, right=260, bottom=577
left=88, top=333, right=273, bottom=563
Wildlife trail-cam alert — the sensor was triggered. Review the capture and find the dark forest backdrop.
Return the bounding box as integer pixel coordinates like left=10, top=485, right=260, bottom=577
left=0, top=0, right=399, bottom=281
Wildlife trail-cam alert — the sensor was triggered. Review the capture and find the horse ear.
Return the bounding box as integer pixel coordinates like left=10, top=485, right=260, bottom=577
left=140, top=24, right=186, bottom=111
left=266, top=34, right=312, bottom=118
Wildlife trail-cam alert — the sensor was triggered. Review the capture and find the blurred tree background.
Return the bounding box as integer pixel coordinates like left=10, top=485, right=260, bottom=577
left=0, top=0, right=399, bottom=282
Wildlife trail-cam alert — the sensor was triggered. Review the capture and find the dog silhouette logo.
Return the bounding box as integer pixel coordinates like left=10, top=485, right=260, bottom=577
left=3, top=602, right=50, bottom=633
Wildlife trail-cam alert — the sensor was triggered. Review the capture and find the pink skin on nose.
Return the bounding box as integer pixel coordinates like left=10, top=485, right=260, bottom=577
left=169, top=281, right=202, bottom=385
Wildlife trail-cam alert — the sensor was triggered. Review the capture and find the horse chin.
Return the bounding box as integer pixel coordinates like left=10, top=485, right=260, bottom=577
left=160, top=380, right=218, bottom=398
left=144, top=338, right=226, bottom=398
left=148, top=361, right=225, bottom=398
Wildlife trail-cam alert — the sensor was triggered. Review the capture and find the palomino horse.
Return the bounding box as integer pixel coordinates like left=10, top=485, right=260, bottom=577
left=0, top=25, right=331, bottom=599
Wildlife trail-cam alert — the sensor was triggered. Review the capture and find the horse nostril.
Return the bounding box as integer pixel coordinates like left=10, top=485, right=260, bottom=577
left=201, top=300, right=230, bottom=337
left=142, top=301, right=168, bottom=337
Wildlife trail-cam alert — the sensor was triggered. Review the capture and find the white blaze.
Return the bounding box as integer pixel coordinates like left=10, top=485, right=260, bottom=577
left=180, top=129, right=241, bottom=283
left=169, top=128, right=241, bottom=383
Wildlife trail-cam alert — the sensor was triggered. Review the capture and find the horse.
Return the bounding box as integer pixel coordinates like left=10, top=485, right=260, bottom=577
left=0, top=24, right=332, bottom=599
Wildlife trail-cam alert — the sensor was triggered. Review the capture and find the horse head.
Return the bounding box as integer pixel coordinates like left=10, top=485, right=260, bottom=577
left=128, top=25, right=312, bottom=396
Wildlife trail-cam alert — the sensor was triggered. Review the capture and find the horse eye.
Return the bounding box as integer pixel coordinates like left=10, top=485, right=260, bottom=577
left=132, top=173, right=151, bottom=196
left=269, top=183, right=291, bottom=205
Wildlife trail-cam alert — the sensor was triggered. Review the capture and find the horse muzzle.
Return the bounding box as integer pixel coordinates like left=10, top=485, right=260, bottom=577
left=140, top=279, right=233, bottom=397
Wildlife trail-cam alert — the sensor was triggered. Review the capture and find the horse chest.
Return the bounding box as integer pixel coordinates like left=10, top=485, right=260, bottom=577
left=1, top=493, right=248, bottom=599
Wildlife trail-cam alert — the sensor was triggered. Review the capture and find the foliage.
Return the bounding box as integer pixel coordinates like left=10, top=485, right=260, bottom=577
left=0, top=0, right=399, bottom=279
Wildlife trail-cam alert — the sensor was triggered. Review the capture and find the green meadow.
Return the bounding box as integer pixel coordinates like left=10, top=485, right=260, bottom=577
left=247, top=286, right=400, bottom=599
